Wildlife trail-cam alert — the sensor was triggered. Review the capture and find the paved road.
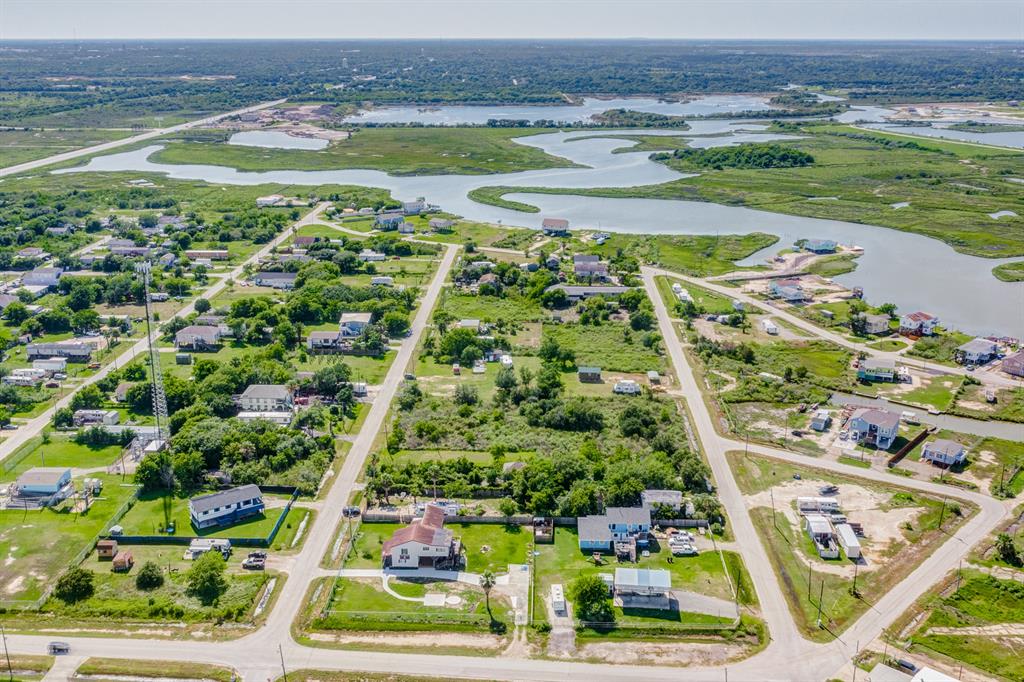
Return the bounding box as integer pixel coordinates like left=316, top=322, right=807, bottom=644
left=647, top=265, right=1020, bottom=389
left=0, top=257, right=1007, bottom=682
left=0, top=202, right=329, bottom=465
left=0, top=99, right=286, bottom=177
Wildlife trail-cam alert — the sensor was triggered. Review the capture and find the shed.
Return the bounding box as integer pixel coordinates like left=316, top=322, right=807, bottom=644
left=96, top=539, right=118, bottom=559
left=646, top=370, right=661, bottom=384
left=578, top=367, right=602, bottom=383
left=613, top=567, right=671, bottom=597
left=112, top=551, right=134, bottom=572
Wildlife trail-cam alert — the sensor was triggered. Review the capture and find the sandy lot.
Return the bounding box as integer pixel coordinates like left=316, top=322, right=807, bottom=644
left=746, top=478, right=920, bottom=575
left=308, top=631, right=505, bottom=650
left=577, top=640, right=750, bottom=666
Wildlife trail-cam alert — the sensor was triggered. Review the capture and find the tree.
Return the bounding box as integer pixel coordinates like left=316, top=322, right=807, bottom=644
left=136, top=561, right=165, bottom=590
left=454, top=383, right=479, bottom=406
left=3, top=301, right=30, bottom=325
left=629, top=309, right=654, bottom=331
left=995, top=533, right=1021, bottom=567
left=569, top=574, right=614, bottom=622
left=54, top=566, right=94, bottom=603
left=70, top=384, right=104, bottom=411
left=52, top=406, right=74, bottom=428
left=498, top=497, right=518, bottom=517
left=480, top=570, right=496, bottom=619
left=187, top=551, right=228, bottom=604
left=135, top=450, right=174, bottom=492
left=194, top=297, right=211, bottom=313
left=383, top=311, right=410, bottom=337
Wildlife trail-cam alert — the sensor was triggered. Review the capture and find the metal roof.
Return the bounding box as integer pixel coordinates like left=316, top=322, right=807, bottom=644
left=614, top=567, right=671, bottom=590
left=240, top=384, right=291, bottom=400
left=16, top=467, right=70, bottom=488
left=189, top=484, right=262, bottom=514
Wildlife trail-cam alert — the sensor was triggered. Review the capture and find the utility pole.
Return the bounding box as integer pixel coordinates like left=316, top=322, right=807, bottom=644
left=852, top=560, right=859, bottom=596
left=770, top=487, right=776, bottom=529
left=278, top=643, right=287, bottom=682
left=938, top=496, right=947, bottom=529
left=1, top=623, right=12, bottom=682
left=816, top=578, right=825, bottom=629
left=808, top=563, right=813, bottom=601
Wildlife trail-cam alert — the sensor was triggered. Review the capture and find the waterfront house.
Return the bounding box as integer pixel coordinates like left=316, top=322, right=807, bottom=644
left=847, top=407, right=900, bottom=450
left=921, top=439, right=967, bottom=467
left=857, top=357, right=897, bottom=382
left=899, top=311, right=939, bottom=336
left=863, top=314, right=891, bottom=335
left=1002, top=351, right=1024, bottom=377
left=541, top=218, right=570, bottom=237
left=956, top=338, right=998, bottom=365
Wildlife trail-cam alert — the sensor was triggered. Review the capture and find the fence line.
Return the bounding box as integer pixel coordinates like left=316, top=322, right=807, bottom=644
left=1, top=435, right=44, bottom=473
left=361, top=513, right=709, bottom=529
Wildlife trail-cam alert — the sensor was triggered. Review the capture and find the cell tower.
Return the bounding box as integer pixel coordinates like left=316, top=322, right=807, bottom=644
left=136, top=262, right=168, bottom=441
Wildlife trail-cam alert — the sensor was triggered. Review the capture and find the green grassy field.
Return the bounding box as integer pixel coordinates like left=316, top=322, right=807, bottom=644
left=151, top=127, right=577, bottom=176
left=76, top=658, right=237, bottom=681
left=992, top=261, right=1024, bottom=282
left=0, top=438, right=122, bottom=483
left=440, top=291, right=545, bottom=325
left=117, top=492, right=289, bottom=539
left=910, top=571, right=1024, bottom=682
left=0, top=128, right=136, bottom=168
left=655, top=275, right=741, bottom=315
left=542, top=322, right=666, bottom=374
left=591, top=233, right=777, bottom=277
left=469, top=124, right=1024, bottom=258
left=0, top=474, right=138, bottom=603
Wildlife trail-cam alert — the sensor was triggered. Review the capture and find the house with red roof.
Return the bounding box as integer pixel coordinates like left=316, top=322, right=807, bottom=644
left=382, top=505, right=463, bottom=570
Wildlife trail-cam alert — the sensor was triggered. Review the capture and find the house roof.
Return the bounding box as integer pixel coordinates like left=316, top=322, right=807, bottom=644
left=573, top=254, right=600, bottom=264
left=958, top=338, right=997, bottom=355
left=604, top=507, right=651, bottom=526
left=774, top=278, right=802, bottom=287
left=641, top=490, right=682, bottom=508
left=804, top=513, right=833, bottom=535
left=189, top=484, right=263, bottom=514
left=542, top=218, right=569, bottom=229
left=176, top=325, right=221, bottom=342
left=577, top=366, right=601, bottom=374
left=861, top=357, right=896, bottom=371
left=548, top=284, right=630, bottom=297
left=382, top=504, right=452, bottom=554
left=903, top=311, right=936, bottom=323
left=851, top=407, right=900, bottom=430
left=340, top=312, right=373, bottom=325
left=240, top=384, right=291, bottom=401
left=924, top=439, right=965, bottom=457
left=614, top=567, right=671, bottom=590
left=256, top=271, right=297, bottom=281
left=308, top=330, right=342, bottom=341
left=16, top=467, right=70, bottom=488
left=577, top=515, right=613, bottom=544
left=864, top=313, right=890, bottom=325
left=1002, top=351, right=1024, bottom=368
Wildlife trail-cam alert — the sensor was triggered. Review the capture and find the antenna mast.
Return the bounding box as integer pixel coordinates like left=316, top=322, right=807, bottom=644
left=136, top=262, right=168, bottom=442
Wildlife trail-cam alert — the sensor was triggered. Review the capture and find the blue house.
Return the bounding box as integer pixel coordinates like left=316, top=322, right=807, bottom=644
left=375, top=212, right=404, bottom=230
left=804, top=239, right=838, bottom=254
left=189, top=484, right=265, bottom=530
left=577, top=507, right=652, bottom=552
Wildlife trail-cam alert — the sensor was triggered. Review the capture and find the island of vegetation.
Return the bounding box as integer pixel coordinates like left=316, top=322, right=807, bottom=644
left=653, top=143, right=815, bottom=169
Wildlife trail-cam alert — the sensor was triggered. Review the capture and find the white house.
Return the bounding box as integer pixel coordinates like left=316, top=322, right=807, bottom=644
left=253, top=272, right=298, bottom=289
left=863, top=314, right=891, bottom=335
left=175, top=325, right=222, bottom=350
left=371, top=276, right=394, bottom=287
left=613, top=380, right=641, bottom=395
left=238, top=384, right=293, bottom=412
left=899, top=311, right=939, bottom=336
left=236, top=411, right=294, bottom=426
left=613, top=567, right=672, bottom=601
left=956, top=338, right=998, bottom=365
left=188, top=485, right=264, bottom=530
left=73, top=409, right=120, bottom=427
left=921, top=439, right=967, bottom=467
left=769, top=278, right=808, bottom=302
left=382, top=504, right=462, bottom=569
left=358, top=249, right=387, bottom=262
left=256, top=194, right=284, bottom=207
left=306, top=330, right=344, bottom=351
left=804, top=514, right=839, bottom=559
left=340, top=312, right=373, bottom=337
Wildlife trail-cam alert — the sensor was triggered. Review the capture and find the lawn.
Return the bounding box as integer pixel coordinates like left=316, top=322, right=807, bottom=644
left=417, top=219, right=540, bottom=249
left=655, top=275, right=736, bottom=315
left=414, top=355, right=543, bottom=402
left=440, top=291, right=545, bottom=325
left=542, top=322, right=666, bottom=374
left=0, top=474, right=138, bottom=603
left=0, top=437, right=123, bottom=483
left=860, top=375, right=964, bottom=412
left=345, top=522, right=531, bottom=575
left=152, top=127, right=577, bottom=176
left=40, top=543, right=269, bottom=623
left=866, top=339, right=908, bottom=352
left=117, top=492, right=290, bottom=540
left=295, top=351, right=396, bottom=385
left=910, top=571, right=1024, bottom=682
left=591, top=233, right=777, bottom=277
left=76, top=658, right=236, bottom=682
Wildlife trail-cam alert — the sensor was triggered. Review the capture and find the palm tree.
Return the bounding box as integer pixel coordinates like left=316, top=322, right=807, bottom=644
left=480, top=570, right=496, bottom=619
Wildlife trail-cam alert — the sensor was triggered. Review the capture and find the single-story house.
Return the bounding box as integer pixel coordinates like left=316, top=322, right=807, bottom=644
left=768, top=278, right=808, bottom=302
left=546, top=284, right=631, bottom=301
left=578, top=366, right=602, bottom=383
left=956, top=338, right=998, bottom=365
left=863, top=314, right=891, bottom=335
left=188, top=484, right=265, bottom=530
left=541, top=217, right=570, bottom=236
left=613, top=567, right=671, bottom=598
left=340, top=311, right=373, bottom=337
left=382, top=504, right=462, bottom=569
left=73, top=409, right=120, bottom=427
left=613, top=379, right=641, bottom=395
left=238, top=384, right=293, bottom=412
left=1002, top=350, right=1024, bottom=378
left=804, top=513, right=839, bottom=559
left=428, top=218, right=454, bottom=231
left=15, top=467, right=72, bottom=496
left=17, top=247, right=48, bottom=259
left=113, top=382, right=134, bottom=402
left=810, top=409, right=831, bottom=431
left=640, top=489, right=690, bottom=516
left=370, top=276, right=394, bottom=287
left=256, top=194, right=284, bottom=208
left=858, top=357, right=897, bottom=382
left=457, top=318, right=481, bottom=332
left=110, top=245, right=153, bottom=258
left=804, top=239, right=838, bottom=254
left=847, top=407, right=900, bottom=450
left=185, top=250, right=230, bottom=261
left=306, top=330, right=344, bottom=351
left=254, top=271, right=298, bottom=289
left=574, top=260, right=609, bottom=279
left=175, top=325, right=222, bottom=350
left=358, top=249, right=387, bottom=262
left=899, top=311, right=939, bottom=336
left=577, top=507, right=651, bottom=552
left=921, top=439, right=967, bottom=467
left=27, top=342, right=92, bottom=362
left=33, top=357, right=67, bottom=374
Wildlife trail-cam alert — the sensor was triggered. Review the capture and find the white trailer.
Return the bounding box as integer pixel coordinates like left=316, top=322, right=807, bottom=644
left=835, top=523, right=861, bottom=559
left=551, top=584, right=566, bottom=613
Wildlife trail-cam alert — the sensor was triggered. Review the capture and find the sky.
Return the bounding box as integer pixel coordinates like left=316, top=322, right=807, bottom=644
left=1, top=0, right=1022, bottom=40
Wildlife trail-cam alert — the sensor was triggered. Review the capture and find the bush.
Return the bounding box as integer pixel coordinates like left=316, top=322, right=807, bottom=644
left=186, top=551, right=227, bottom=604
left=498, top=497, right=518, bottom=517
left=569, top=574, right=614, bottom=622
left=54, top=567, right=94, bottom=603
left=135, top=561, right=165, bottom=591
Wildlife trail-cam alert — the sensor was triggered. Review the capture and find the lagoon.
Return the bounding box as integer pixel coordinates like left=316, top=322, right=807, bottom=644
left=228, top=130, right=329, bottom=150
left=57, top=125, right=1022, bottom=337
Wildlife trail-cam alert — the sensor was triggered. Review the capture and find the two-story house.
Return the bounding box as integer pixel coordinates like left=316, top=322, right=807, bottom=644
left=188, top=484, right=265, bottom=530
left=899, top=311, right=939, bottom=336
left=577, top=507, right=652, bottom=552
left=382, top=504, right=462, bottom=569
left=238, top=384, right=293, bottom=412
left=847, top=407, right=900, bottom=450
left=340, top=312, right=373, bottom=337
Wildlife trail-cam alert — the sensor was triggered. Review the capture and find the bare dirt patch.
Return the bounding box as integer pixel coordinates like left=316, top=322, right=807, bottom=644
left=576, top=639, right=749, bottom=666
left=308, top=631, right=505, bottom=650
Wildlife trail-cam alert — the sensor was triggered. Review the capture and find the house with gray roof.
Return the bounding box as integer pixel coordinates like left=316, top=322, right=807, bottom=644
left=956, top=338, right=998, bottom=365
left=188, top=484, right=264, bottom=530
left=921, top=439, right=967, bottom=467
left=175, top=325, right=222, bottom=350
left=847, top=407, right=900, bottom=450
left=238, top=384, right=293, bottom=412
left=577, top=507, right=651, bottom=552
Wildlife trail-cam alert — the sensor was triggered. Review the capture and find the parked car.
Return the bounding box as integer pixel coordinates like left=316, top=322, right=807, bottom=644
left=342, top=506, right=361, bottom=518
left=819, top=485, right=839, bottom=496
left=247, top=551, right=267, bottom=560
left=242, top=557, right=265, bottom=570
